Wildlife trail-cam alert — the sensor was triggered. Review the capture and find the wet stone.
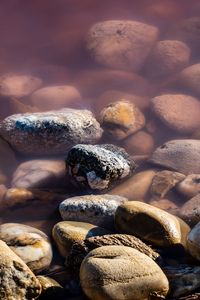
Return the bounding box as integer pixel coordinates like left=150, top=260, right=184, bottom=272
left=115, top=201, right=190, bottom=248
left=0, top=223, right=53, bottom=274
left=149, top=140, right=200, bottom=175
left=59, top=194, right=127, bottom=229
left=0, top=108, right=103, bottom=155
left=11, top=159, right=66, bottom=189
left=80, top=246, right=169, bottom=300
left=123, top=130, right=155, bottom=155
left=66, top=144, right=136, bottom=190
left=86, top=20, right=159, bottom=72
left=99, top=100, right=145, bottom=140
left=0, top=240, right=41, bottom=299
left=176, top=174, right=200, bottom=198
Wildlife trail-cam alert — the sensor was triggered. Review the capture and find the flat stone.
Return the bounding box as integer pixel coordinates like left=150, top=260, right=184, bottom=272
left=115, top=201, right=190, bottom=247
left=59, top=194, right=127, bottom=229
left=80, top=246, right=169, bottom=300
left=0, top=108, right=103, bottom=155
left=0, top=240, right=41, bottom=299
left=0, top=223, right=53, bottom=274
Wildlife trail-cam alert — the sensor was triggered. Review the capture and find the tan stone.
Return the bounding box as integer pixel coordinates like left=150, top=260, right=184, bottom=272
left=80, top=246, right=169, bottom=300
left=124, top=130, right=155, bottom=155
left=149, top=198, right=178, bottom=211
left=37, top=276, right=64, bottom=298
left=176, top=174, right=200, bottom=198
left=176, top=64, right=200, bottom=97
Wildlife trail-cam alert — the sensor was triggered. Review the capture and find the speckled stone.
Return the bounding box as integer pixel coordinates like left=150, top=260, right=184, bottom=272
left=59, top=194, right=127, bottom=229
left=66, top=144, right=136, bottom=190
left=0, top=108, right=103, bottom=155
left=0, top=223, right=53, bottom=274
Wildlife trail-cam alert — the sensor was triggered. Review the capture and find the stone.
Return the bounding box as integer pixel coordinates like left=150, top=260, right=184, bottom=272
left=149, top=199, right=178, bottom=211
left=123, top=130, right=155, bottom=155
left=187, top=222, right=200, bottom=262
left=176, top=64, right=200, bottom=97
left=0, top=108, right=103, bottom=155
left=0, top=74, right=42, bottom=98
left=59, top=194, right=127, bottom=229
left=0, top=223, right=53, bottom=274
left=37, top=276, right=65, bottom=299
left=149, top=140, right=200, bottom=175
left=86, top=20, right=159, bottom=72
left=0, top=137, right=17, bottom=175
left=52, top=221, right=109, bottom=257
left=31, top=85, right=81, bottom=111
left=0, top=240, right=41, bottom=299
left=115, top=201, right=190, bottom=247
left=80, top=246, right=169, bottom=300
left=66, top=144, right=136, bottom=190
left=176, top=174, right=200, bottom=198
left=151, top=170, right=185, bottom=198
left=145, top=40, right=190, bottom=78
left=11, top=159, right=66, bottom=189
left=179, top=194, right=200, bottom=226
left=109, top=170, right=156, bottom=200
left=100, top=101, right=145, bottom=140
left=163, top=264, right=200, bottom=298
left=151, top=94, right=200, bottom=134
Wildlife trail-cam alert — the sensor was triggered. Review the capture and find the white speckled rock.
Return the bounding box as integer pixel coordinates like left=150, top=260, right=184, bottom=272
left=80, top=246, right=169, bottom=300
left=87, top=20, right=159, bottom=72
left=0, top=240, right=41, bottom=299
left=0, top=108, right=103, bottom=155
left=0, top=74, right=42, bottom=98
left=59, top=194, right=127, bottom=229
left=0, top=223, right=53, bottom=274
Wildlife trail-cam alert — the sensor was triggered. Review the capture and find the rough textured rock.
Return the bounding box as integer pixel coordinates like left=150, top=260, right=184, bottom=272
left=80, top=246, right=169, bottom=300
left=0, top=223, right=53, bottom=274
left=187, top=222, right=200, bottom=261
left=86, top=20, right=159, bottom=72
left=66, top=144, right=136, bottom=190
left=37, top=276, right=65, bottom=299
left=176, top=64, right=200, bottom=97
left=151, top=95, right=200, bottom=134
left=109, top=170, right=156, bottom=200
left=149, top=140, right=200, bottom=175
left=115, top=201, right=190, bottom=247
left=0, top=108, right=103, bottom=155
left=31, top=85, right=81, bottom=111
left=124, top=130, right=155, bottom=155
left=179, top=194, right=200, bottom=226
left=59, top=194, right=127, bottom=229
left=164, top=264, right=200, bottom=298
left=11, top=159, right=66, bottom=189
left=0, top=74, right=42, bottom=98
left=145, top=40, right=190, bottom=78
left=100, top=101, right=145, bottom=140
left=176, top=174, right=200, bottom=198
left=52, top=221, right=109, bottom=257
left=151, top=170, right=185, bottom=198
left=0, top=240, right=41, bottom=299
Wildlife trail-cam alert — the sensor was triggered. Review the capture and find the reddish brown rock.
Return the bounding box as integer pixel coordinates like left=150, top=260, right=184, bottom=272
left=124, top=131, right=155, bottom=155
left=179, top=194, right=200, bottom=226
left=176, top=64, right=200, bottom=97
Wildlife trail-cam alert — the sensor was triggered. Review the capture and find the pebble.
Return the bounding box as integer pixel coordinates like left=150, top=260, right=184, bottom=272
left=100, top=100, right=145, bottom=140
left=187, top=222, right=200, bottom=262
left=86, top=20, right=159, bottom=72
left=37, top=275, right=65, bottom=299
left=151, top=94, right=200, bottom=134
left=115, top=201, right=190, bottom=247
left=176, top=174, right=200, bottom=198
left=176, top=64, right=200, bottom=97
left=123, top=130, right=155, bottom=155
left=66, top=144, right=136, bottom=190
left=0, top=223, right=53, bottom=274
left=145, top=40, right=190, bottom=78
left=31, top=85, right=81, bottom=111
left=0, top=108, right=103, bottom=155
left=150, top=170, right=185, bottom=198
left=109, top=170, right=156, bottom=200
left=80, top=246, right=169, bottom=300
left=179, top=194, right=200, bottom=226
left=0, top=73, right=42, bottom=98
left=59, top=194, right=127, bottom=229
left=0, top=240, right=41, bottom=299
left=11, top=159, right=66, bottom=189
left=52, top=221, right=109, bottom=257
left=149, top=198, right=178, bottom=211
left=149, top=139, right=200, bottom=174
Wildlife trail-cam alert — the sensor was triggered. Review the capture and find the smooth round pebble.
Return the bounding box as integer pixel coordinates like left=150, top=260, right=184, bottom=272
left=59, top=194, right=127, bottom=229
left=176, top=64, right=200, bottom=97
left=176, top=174, right=200, bottom=198
left=80, top=246, right=169, bottom=300
left=115, top=201, right=190, bottom=247
left=0, top=223, right=53, bottom=274
left=124, top=130, right=154, bottom=155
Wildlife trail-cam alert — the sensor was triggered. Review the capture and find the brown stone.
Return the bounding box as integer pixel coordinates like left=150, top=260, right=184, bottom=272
left=149, top=198, right=178, bottom=211
left=176, top=174, right=200, bottom=198
left=124, top=130, right=155, bottom=155
left=179, top=194, right=200, bottom=226
left=176, top=64, right=200, bottom=97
